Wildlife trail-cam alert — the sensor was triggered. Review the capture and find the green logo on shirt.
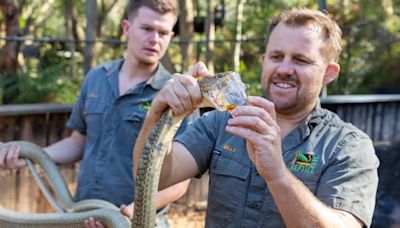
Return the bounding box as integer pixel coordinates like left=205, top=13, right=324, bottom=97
left=139, top=101, right=152, bottom=112
left=289, top=152, right=319, bottom=174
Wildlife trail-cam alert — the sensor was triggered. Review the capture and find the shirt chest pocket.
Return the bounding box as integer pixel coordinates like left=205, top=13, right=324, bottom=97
left=122, top=111, right=146, bottom=137
left=207, top=154, right=250, bottom=225
left=284, top=151, right=321, bottom=194
left=292, top=172, right=319, bottom=194
left=84, top=101, right=106, bottom=141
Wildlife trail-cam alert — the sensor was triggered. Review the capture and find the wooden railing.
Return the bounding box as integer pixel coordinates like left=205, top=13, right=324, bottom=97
left=321, top=95, right=400, bottom=143
left=0, top=104, right=74, bottom=212
left=1, top=94, right=400, bottom=212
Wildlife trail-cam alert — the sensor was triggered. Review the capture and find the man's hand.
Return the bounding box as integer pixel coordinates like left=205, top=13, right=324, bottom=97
left=83, top=201, right=136, bottom=228
left=150, top=62, right=212, bottom=117
left=0, top=142, right=27, bottom=170
left=225, top=96, right=287, bottom=182
left=84, top=217, right=106, bottom=228
left=120, top=203, right=134, bottom=219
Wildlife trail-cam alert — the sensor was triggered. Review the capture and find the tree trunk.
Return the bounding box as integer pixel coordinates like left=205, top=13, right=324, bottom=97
left=97, top=0, right=119, bottom=36
left=233, top=0, right=245, bottom=73
left=319, top=0, right=327, bottom=97
left=204, top=0, right=215, bottom=73
left=0, top=0, right=21, bottom=103
left=161, top=51, right=176, bottom=73
left=83, top=0, right=98, bottom=75
left=318, top=0, right=327, bottom=11
left=0, top=0, right=20, bottom=75
left=381, top=0, right=393, bottom=16
left=64, top=0, right=77, bottom=78
left=178, top=0, right=194, bottom=72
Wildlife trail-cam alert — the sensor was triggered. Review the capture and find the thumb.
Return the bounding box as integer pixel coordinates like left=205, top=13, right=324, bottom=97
left=187, top=62, right=212, bottom=78
left=120, top=204, right=134, bottom=219
left=17, top=159, right=27, bottom=168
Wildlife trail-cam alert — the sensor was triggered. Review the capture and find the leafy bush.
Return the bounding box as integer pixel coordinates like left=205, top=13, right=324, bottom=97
left=0, top=60, right=82, bottom=104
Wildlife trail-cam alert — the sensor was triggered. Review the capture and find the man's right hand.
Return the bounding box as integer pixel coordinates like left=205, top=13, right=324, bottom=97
left=0, top=142, right=26, bottom=170
left=150, top=62, right=213, bottom=117
left=120, top=203, right=134, bottom=219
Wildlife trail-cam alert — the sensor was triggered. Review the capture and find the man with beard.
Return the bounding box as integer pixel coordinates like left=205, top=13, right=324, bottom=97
left=0, top=0, right=190, bottom=227
left=133, top=8, right=379, bottom=227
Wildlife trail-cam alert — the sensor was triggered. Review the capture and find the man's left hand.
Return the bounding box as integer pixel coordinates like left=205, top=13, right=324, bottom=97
left=225, top=96, right=287, bottom=182
left=84, top=217, right=106, bottom=228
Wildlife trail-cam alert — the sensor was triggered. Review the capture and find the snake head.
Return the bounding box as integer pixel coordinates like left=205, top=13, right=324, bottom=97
left=197, top=71, right=248, bottom=112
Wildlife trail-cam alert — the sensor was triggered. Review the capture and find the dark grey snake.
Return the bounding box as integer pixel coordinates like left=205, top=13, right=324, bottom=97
left=0, top=72, right=247, bottom=227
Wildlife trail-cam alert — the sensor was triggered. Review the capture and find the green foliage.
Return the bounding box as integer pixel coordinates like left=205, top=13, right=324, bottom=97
left=0, top=60, right=82, bottom=104
left=328, top=2, right=400, bottom=94
left=239, top=60, right=262, bottom=96
left=1, top=0, right=399, bottom=105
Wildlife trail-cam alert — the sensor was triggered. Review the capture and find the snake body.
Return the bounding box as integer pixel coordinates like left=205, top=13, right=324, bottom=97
left=0, top=141, right=130, bottom=227
left=0, top=72, right=245, bottom=227
left=132, top=71, right=246, bottom=227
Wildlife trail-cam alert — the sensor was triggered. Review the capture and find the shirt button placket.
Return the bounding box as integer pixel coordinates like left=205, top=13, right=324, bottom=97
left=248, top=201, right=261, bottom=209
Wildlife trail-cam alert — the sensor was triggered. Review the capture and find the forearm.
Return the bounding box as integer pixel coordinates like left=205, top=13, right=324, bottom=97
left=267, top=169, right=362, bottom=228
left=44, top=131, right=85, bottom=164
left=155, top=179, right=190, bottom=210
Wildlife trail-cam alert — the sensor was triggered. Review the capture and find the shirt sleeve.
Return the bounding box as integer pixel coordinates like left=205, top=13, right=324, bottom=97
left=65, top=75, right=90, bottom=134
left=174, top=110, right=226, bottom=176
left=316, top=132, right=379, bottom=227
left=175, top=108, right=201, bottom=137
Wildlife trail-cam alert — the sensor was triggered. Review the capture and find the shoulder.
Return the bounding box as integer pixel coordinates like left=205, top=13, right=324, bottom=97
left=313, top=108, right=373, bottom=153
left=182, top=109, right=231, bottom=135
left=319, top=108, right=368, bottom=137
left=148, top=64, right=173, bottom=90
left=201, top=109, right=231, bottom=122
left=319, top=108, right=376, bottom=158
left=84, top=59, right=122, bottom=81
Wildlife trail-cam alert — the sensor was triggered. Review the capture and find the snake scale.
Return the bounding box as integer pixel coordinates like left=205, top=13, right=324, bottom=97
left=0, top=72, right=246, bottom=227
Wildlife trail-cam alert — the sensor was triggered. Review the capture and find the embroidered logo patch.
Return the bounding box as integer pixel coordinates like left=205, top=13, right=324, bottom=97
left=139, top=101, right=152, bottom=112
left=88, top=92, right=98, bottom=98
left=289, top=152, right=319, bottom=174
left=223, top=144, right=237, bottom=152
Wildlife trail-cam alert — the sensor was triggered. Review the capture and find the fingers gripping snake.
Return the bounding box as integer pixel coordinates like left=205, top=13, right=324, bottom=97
left=0, top=72, right=246, bottom=227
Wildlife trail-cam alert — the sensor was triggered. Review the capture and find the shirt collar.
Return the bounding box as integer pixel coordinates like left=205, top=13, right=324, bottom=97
left=146, top=63, right=172, bottom=90
left=103, top=59, right=171, bottom=90
left=298, top=100, right=327, bottom=137
left=102, top=59, right=123, bottom=76
left=282, top=100, right=328, bottom=152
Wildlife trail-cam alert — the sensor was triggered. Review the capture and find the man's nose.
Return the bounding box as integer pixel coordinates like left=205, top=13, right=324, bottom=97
left=148, top=31, right=160, bottom=43
left=276, top=59, right=294, bottom=75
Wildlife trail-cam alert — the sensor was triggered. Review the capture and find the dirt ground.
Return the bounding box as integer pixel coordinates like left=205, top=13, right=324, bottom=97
left=167, top=202, right=206, bottom=228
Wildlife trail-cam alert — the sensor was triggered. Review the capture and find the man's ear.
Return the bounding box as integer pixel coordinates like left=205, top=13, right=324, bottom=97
left=260, top=53, right=266, bottom=63
left=323, top=62, right=340, bottom=85
left=121, top=19, right=130, bottom=36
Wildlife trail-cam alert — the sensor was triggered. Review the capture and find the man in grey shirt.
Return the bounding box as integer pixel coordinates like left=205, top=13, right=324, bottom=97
left=0, top=0, right=190, bottom=227
left=134, top=8, right=379, bottom=227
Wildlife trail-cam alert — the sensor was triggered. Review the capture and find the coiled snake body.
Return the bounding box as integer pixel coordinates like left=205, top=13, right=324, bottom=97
left=0, top=72, right=246, bottom=227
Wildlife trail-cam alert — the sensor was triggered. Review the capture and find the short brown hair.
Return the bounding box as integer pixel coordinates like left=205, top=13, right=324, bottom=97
left=265, top=8, right=342, bottom=62
left=126, top=0, right=178, bottom=21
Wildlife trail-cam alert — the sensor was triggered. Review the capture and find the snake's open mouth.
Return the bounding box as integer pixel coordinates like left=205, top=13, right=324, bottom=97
left=198, top=71, right=248, bottom=112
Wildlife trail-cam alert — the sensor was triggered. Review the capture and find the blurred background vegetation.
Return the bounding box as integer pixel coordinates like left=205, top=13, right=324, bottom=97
left=0, top=0, right=399, bottom=104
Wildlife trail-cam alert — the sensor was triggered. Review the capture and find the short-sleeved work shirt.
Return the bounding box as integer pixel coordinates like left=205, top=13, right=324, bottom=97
left=175, top=103, right=379, bottom=227
left=67, top=59, right=189, bottom=206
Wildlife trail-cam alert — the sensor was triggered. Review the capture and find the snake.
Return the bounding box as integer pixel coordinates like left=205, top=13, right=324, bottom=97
left=0, top=72, right=247, bottom=227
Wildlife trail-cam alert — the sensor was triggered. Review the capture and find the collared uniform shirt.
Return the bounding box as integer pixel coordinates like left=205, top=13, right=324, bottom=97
left=175, top=103, right=379, bottom=228
left=67, top=59, right=194, bottom=206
